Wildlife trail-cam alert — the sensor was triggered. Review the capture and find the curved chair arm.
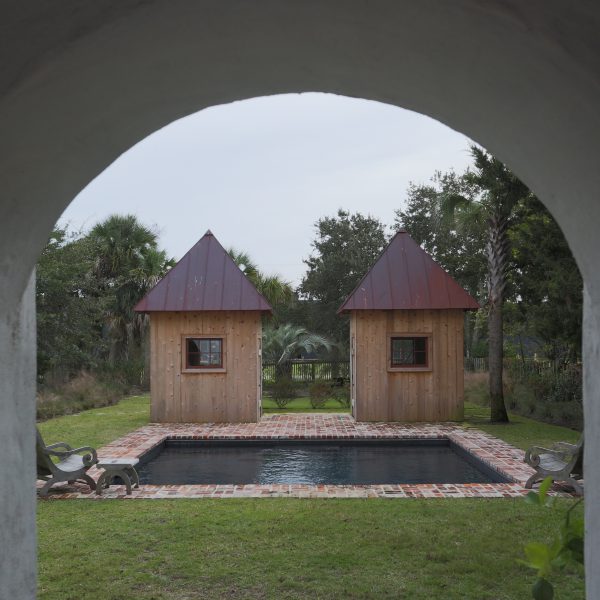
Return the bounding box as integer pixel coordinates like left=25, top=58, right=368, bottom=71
left=552, top=441, right=578, bottom=452
left=72, top=446, right=98, bottom=467
left=45, top=442, right=73, bottom=452
left=525, top=444, right=580, bottom=472
left=47, top=445, right=98, bottom=466
left=524, top=446, right=554, bottom=468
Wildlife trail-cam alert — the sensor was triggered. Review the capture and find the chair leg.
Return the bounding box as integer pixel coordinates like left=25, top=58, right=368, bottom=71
left=96, top=472, right=106, bottom=495
left=119, top=470, right=133, bottom=495
left=567, top=478, right=584, bottom=496
left=128, top=466, right=139, bottom=489
left=38, top=480, right=54, bottom=497
left=525, top=473, right=542, bottom=489
left=81, top=473, right=97, bottom=492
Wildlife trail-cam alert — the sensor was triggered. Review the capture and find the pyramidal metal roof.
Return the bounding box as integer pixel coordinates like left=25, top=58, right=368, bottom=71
left=134, top=230, right=273, bottom=313
left=338, top=230, right=479, bottom=313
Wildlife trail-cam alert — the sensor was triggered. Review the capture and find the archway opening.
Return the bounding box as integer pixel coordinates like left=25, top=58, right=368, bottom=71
left=48, top=91, right=481, bottom=418
left=2, top=4, right=599, bottom=598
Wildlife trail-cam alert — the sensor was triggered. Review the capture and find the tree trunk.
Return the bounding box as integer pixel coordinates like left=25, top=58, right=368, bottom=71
left=487, top=215, right=510, bottom=422
left=275, top=360, right=292, bottom=381
left=488, top=298, right=507, bottom=421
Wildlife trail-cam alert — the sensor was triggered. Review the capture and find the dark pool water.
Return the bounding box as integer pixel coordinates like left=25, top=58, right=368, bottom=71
left=137, top=440, right=505, bottom=485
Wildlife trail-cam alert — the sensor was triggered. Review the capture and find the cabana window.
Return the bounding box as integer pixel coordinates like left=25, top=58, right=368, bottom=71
left=186, top=337, right=223, bottom=369
left=390, top=336, right=428, bottom=368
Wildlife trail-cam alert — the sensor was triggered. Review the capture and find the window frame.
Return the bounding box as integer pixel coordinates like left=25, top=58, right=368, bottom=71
left=387, top=333, right=432, bottom=372
left=181, top=335, right=226, bottom=373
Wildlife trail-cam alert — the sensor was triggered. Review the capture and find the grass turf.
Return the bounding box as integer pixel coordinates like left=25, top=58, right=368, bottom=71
left=37, top=395, right=149, bottom=449
left=262, top=396, right=350, bottom=413
left=37, top=394, right=585, bottom=599
left=463, top=403, right=581, bottom=450
left=38, top=498, right=584, bottom=600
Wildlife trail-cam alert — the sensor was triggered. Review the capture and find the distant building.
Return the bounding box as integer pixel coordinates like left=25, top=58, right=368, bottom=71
left=338, top=231, right=479, bottom=422
left=135, top=230, right=272, bottom=423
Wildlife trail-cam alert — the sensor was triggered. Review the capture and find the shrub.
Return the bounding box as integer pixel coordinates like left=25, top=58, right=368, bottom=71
left=505, top=362, right=583, bottom=429
left=309, top=380, right=331, bottom=409
left=332, top=384, right=351, bottom=408
left=522, top=396, right=538, bottom=417
left=36, top=371, right=123, bottom=421
left=270, top=377, right=296, bottom=409
left=463, top=371, right=489, bottom=406
left=538, top=401, right=555, bottom=421
left=98, top=358, right=147, bottom=393
left=36, top=391, right=70, bottom=421
left=464, top=363, right=583, bottom=430
left=521, top=479, right=584, bottom=599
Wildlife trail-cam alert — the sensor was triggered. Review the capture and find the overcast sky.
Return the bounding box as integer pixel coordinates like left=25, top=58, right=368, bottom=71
left=60, top=93, right=473, bottom=285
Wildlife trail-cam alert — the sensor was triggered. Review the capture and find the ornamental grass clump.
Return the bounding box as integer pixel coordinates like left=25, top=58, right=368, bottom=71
left=309, top=381, right=331, bottom=409
left=332, top=384, right=351, bottom=408
left=270, top=377, right=297, bottom=409
left=36, top=371, right=122, bottom=421
left=506, top=363, right=583, bottom=429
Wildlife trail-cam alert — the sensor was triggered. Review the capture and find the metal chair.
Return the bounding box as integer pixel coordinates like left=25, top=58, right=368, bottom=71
left=36, top=428, right=98, bottom=496
left=524, top=435, right=584, bottom=496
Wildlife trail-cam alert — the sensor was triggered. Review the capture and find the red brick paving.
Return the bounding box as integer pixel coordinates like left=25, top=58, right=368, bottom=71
left=38, top=413, right=569, bottom=499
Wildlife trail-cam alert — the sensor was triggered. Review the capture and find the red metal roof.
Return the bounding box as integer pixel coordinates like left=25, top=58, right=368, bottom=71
left=338, top=230, right=480, bottom=312
left=134, top=230, right=273, bottom=313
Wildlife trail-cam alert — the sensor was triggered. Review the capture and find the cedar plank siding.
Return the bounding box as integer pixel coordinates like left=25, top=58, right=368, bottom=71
left=351, top=309, right=464, bottom=422
left=150, top=311, right=261, bottom=423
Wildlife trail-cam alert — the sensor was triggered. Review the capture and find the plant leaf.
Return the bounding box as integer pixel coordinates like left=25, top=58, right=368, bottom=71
left=565, top=538, right=585, bottom=564
left=524, top=543, right=552, bottom=574
left=539, top=477, right=553, bottom=503
left=532, top=578, right=554, bottom=600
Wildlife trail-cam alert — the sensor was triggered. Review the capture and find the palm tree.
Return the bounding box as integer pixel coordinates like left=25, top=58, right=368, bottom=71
left=89, top=214, right=173, bottom=364
left=262, top=323, right=333, bottom=379
left=228, top=248, right=293, bottom=307
left=226, top=249, right=259, bottom=281
left=439, top=146, right=530, bottom=422
left=91, top=214, right=157, bottom=280
left=128, top=246, right=175, bottom=341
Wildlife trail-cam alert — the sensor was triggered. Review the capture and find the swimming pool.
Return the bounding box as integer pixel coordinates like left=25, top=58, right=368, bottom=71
left=137, top=439, right=508, bottom=485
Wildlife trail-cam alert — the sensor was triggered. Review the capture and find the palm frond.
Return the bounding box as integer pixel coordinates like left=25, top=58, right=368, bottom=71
left=227, top=248, right=259, bottom=280
left=262, top=324, right=333, bottom=363
left=256, top=274, right=293, bottom=306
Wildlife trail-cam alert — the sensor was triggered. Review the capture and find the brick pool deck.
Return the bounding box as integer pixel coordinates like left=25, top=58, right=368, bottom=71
left=39, top=413, right=560, bottom=500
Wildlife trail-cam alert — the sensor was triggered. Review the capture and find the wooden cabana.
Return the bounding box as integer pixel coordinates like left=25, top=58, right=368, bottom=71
left=338, top=230, right=479, bottom=422
left=135, top=230, right=272, bottom=423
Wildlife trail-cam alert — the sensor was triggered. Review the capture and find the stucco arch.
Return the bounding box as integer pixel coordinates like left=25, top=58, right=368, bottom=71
left=1, top=2, right=599, bottom=597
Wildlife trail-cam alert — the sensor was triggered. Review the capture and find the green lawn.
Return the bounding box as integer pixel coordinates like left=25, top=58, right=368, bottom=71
left=38, top=498, right=583, bottom=600
left=263, top=396, right=350, bottom=413
left=37, top=394, right=581, bottom=453
left=37, top=395, right=585, bottom=599
left=463, top=403, right=581, bottom=450
left=38, top=395, right=149, bottom=449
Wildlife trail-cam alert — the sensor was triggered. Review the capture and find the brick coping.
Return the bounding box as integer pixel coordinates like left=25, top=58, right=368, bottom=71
left=38, top=413, right=566, bottom=499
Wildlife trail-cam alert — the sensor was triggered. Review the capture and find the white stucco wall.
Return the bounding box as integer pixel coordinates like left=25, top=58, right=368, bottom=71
left=0, top=274, right=36, bottom=598
left=1, top=2, right=599, bottom=597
